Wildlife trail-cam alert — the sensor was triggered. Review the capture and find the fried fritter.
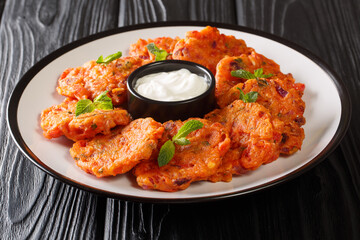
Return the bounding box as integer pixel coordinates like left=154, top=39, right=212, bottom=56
left=129, top=36, right=180, bottom=60
left=57, top=56, right=150, bottom=106
left=70, top=118, right=164, bottom=177
left=205, top=100, right=283, bottom=182
left=215, top=53, right=280, bottom=101
left=40, top=98, right=131, bottom=141
left=133, top=118, right=231, bottom=192
left=218, top=75, right=305, bottom=155
left=172, top=26, right=250, bottom=74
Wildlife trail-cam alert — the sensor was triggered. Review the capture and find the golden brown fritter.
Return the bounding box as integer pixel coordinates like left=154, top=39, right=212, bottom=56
left=133, top=118, right=231, bottom=192
left=215, top=53, right=280, bottom=102
left=205, top=100, right=284, bottom=182
left=70, top=118, right=164, bottom=177
left=40, top=98, right=131, bottom=141
left=172, top=26, right=250, bottom=74
left=56, top=56, right=151, bottom=106
left=217, top=74, right=305, bottom=155
left=129, top=36, right=180, bottom=60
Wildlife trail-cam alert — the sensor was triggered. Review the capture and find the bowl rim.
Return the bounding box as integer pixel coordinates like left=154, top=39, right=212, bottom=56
left=127, top=59, right=216, bottom=105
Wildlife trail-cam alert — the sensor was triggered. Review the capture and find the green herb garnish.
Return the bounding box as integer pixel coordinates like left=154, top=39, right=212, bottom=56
left=93, top=91, right=113, bottom=110
left=96, top=51, right=122, bottom=65
left=157, top=120, right=204, bottom=167
left=231, top=68, right=273, bottom=80
left=75, top=99, right=95, bottom=116
left=157, top=140, right=176, bottom=167
left=75, top=91, right=113, bottom=116
left=146, top=43, right=169, bottom=61
left=237, top=87, right=258, bottom=103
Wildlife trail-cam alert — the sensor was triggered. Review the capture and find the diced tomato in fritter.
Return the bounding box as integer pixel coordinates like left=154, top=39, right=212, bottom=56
left=172, top=26, right=251, bottom=74
left=133, top=118, right=230, bottom=192
left=217, top=74, right=305, bottom=155
left=129, top=36, right=180, bottom=60
left=56, top=56, right=151, bottom=106
left=70, top=118, right=164, bottom=177
left=205, top=100, right=283, bottom=182
left=40, top=98, right=131, bottom=141
left=215, top=53, right=280, bottom=101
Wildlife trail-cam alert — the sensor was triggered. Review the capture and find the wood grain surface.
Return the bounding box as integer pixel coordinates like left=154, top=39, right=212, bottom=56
left=0, top=0, right=359, bottom=239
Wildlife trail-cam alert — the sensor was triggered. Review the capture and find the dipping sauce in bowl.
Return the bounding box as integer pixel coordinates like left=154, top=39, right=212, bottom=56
left=127, top=60, right=216, bottom=122
left=134, top=68, right=209, bottom=102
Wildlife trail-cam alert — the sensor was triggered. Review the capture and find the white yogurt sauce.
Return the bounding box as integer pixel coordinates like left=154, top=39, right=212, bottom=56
left=134, top=68, right=209, bottom=101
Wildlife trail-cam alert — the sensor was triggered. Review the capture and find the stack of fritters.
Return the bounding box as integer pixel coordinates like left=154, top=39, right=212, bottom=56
left=40, top=26, right=306, bottom=192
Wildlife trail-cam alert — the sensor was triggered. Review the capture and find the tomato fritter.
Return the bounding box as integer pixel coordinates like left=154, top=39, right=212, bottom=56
left=218, top=75, right=305, bottom=155
left=133, top=118, right=231, bottom=192
left=129, top=37, right=180, bottom=60
left=57, top=56, right=150, bottom=106
left=172, top=26, right=250, bottom=74
left=70, top=118, right=164, bottom=177
left=205, top=100, right=283, bottom=182
left=40, top=98, right=131, bottom=141
left=215, top=53, right=280, bottom=101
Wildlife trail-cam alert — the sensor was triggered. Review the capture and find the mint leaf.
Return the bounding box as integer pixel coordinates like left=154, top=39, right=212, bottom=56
left=231, top=69, right=255, bottom=79
left=75, top=91, right=113, bottom=117
left=97, top=55, right=104, bottom=63
left=253, top=68, right=264, bottom=78
left=237, top=87, right=258, bottom=103
left=93, top=91, right=110, bottom=102
left=246, top=91, right=259, bottom=102
left=173, top=120, right=204, bottom=141
left=146, top=43, right=169, bottom=61
left=158, top=140, right=176, bottom=167
left=157, top=120, right=204, bottom=167
left=94, top=101, right=113, bottom=110
left=260, top=73, right=273, bottom=78
left=93, top=91, right=113, bottom=110
left=237, top=87, right=246, bottom=101
left=231, top=68, right=273, bottom=80
left=75, top=99, right=95, bottom=116
left=96, top=51, right=122, bottom=65
left=173, top=137, right=191, bottom=146
left=254, top=68, right=273, bottom=79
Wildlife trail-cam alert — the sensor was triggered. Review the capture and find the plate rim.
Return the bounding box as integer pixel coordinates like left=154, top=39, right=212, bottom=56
left=6, top=21, right=352, bottom=203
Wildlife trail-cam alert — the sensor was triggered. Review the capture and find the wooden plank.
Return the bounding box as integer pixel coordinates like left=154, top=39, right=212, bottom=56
left=108, top=0, right=360, bottom=239
left=0, top=0, right=359, bottom=239
left=236, top=1, right=360, bottom=239
left=0, top=0, right=118, bottom=239
left=104, top=1, right=238, bottom=239
left=118, top=0, right=237, bottom=26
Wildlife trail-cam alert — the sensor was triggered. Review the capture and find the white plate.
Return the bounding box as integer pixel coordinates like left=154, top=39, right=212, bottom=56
left=7, top=22, right=351, bottom=202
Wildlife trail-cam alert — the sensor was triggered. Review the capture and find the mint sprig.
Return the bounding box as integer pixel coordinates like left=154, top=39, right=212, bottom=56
left=231, top=68, right=273, bottom=80
left=96, top=51, right=122, bottom=65
left=93, top=91, right=113, bottom=110
left=157, top=120, right=204, bottom=167
left=75, top=91, right=113, bottom=116
left=146, top=43, right=169, bottom=61
left=157, top=140, right=176, bottom=167
left=75, top=99, right=95, bottom=116
left=237, top=87, right=258, bottom=103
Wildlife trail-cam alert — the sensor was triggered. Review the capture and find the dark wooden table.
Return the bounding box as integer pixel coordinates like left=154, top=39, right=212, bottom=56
left=1, top=0, right=359, bottom=239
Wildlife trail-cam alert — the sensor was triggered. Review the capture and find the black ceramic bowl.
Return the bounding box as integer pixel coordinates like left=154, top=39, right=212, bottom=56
left=127, top=60, right=216, bottom=122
